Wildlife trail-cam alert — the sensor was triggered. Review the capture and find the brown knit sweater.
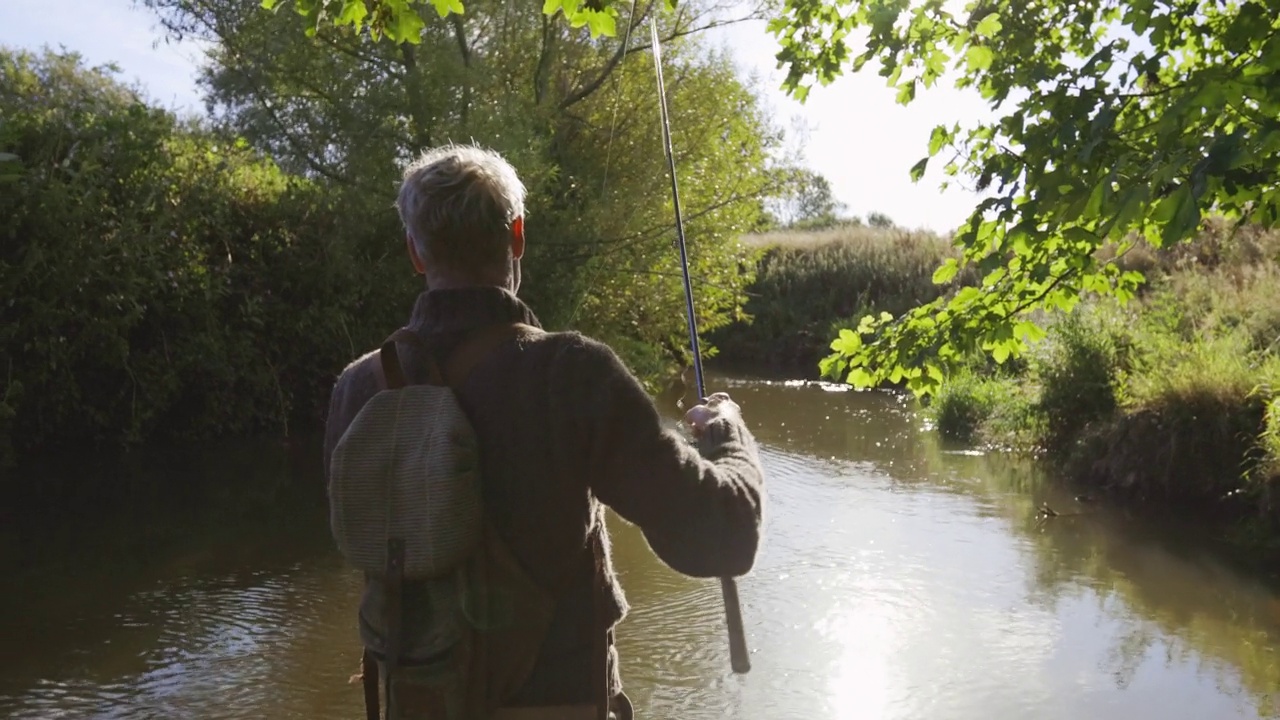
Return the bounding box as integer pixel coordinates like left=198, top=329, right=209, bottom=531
left=323, top=287, right=765, bottom=706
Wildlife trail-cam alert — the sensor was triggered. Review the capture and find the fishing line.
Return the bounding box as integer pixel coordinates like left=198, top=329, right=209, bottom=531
left=567, top=0, right=640, bottom=329
left=601, top=0, right=640, bottom=197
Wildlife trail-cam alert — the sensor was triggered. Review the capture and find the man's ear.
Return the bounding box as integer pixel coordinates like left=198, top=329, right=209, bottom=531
left=511, top=216, right=526, bottom=260
left=406, top=234, right=426, bottom=275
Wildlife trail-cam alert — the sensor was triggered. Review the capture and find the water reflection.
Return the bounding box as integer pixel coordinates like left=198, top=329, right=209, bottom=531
left=1, top=379, right=1278, bottom=719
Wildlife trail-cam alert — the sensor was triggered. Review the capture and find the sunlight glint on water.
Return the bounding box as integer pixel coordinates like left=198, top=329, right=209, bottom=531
left=2, top=378, right=1279, bottom=719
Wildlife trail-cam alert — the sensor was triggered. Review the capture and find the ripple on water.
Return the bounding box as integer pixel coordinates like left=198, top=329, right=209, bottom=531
left=8, top=379, right=1280, bottom=720
left=3, top=560, right=365, bottom=720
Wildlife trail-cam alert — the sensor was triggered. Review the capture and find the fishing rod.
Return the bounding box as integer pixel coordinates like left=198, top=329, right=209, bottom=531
left=649, top=18, right=751, bottom=676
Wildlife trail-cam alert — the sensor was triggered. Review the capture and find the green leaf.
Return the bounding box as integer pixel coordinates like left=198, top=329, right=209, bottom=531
left=896, top=81, right=917, bottom=105
left=1084, top=178, right=1107, bottom=218
left=1166, top=187, right=1201, bottom=242
left=339, top=0, right=368, bottom=26
left=1152, top=184, right=1188, bottom=224
left=932, top=258, right=959, bottom=284
left=1014, top=321, right=1046, bottom=343
left=910, top=157, right=928, bottom=182
left=1062, top=227, right=1094, bottom=243
left=928, top=125, right=950, bottom=156
left=974, top=14, right=1002, bottom=39
left=965, top=45, right=993, bottom=72
left=847, top=367, right=874, bottom=388
left=991, top=341, right=1011, bottom=364
left=830, top=328, right=862, bottom=355
left=925, top=363, right=943, bottom=385
left=583, top=9, right=616, bottom=37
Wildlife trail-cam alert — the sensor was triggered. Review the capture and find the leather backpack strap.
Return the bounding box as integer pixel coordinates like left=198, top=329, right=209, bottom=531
left=361, top=649, right=380, bottom=720
left=379, top=329, right=444, bottom=390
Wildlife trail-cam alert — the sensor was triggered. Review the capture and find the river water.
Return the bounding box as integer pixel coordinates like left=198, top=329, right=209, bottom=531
left=3, top=377, right=1280, bottom=719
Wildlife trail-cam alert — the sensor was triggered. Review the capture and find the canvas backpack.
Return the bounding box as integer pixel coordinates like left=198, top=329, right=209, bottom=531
left=328, top=323, right=604, bottom=720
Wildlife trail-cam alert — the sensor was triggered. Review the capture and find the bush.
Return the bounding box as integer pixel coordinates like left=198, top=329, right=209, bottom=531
left=929, top=372, right=999, bottom=444
left=931, top=242, right=1280, bottom=534
left=1029, top=309, right=1134, bottom=451
left=0, top=49, right=408, bottom=466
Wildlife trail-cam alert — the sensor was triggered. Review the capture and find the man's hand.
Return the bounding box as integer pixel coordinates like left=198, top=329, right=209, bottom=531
left=683, top=392, right=742, bottom=439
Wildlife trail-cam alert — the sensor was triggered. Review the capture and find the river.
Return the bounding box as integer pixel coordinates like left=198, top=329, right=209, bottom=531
left=2, top=377, right=1279, bottom=719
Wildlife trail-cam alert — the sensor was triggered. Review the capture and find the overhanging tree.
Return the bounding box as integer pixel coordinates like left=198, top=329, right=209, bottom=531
left=772, top=0, right=1280, bottom=394
left=259, top=0, right=1280, bottom=394
left=148, top=0, right=782, bottom=382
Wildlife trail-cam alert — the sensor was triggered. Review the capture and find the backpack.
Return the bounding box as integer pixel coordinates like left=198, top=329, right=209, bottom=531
left=329, top=323, right=602, bottom=720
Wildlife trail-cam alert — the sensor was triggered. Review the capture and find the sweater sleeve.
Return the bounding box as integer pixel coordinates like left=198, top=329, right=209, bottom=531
left=552, top=335, right=765, bottom=578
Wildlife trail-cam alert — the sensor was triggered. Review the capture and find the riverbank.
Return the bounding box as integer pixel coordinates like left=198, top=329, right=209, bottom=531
left=712, top=218, right=1280, bottom=562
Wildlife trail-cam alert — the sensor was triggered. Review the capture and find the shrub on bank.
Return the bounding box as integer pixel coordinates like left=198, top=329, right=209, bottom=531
left=1030, top=309, right=1135, bottom=452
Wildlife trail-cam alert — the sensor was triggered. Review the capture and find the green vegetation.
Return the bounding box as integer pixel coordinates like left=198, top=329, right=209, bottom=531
left=716, top=217, right=1280, bottom=553
left=775, top=0, right=1280, bottom=397
left=711, top=222, right=965, bottom=377
left=229, top=0, right=1280, bottom=402
left=927, top=220, right=1280, bottom=552
left=2, top=0, right=789, bottom=468
left=0, top=48, right=411, bottom=467
left=145, top=0, right=781, bottom=381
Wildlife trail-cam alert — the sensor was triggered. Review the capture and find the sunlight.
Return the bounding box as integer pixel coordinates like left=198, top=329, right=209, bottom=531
left=824, top=596, right=901, bottom=720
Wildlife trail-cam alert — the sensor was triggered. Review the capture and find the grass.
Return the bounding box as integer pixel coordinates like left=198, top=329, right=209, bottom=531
left=712, top=223, right=965, bottom=377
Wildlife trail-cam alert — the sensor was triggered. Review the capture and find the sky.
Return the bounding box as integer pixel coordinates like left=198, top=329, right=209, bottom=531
left=0, top=0, right=996, bottom=232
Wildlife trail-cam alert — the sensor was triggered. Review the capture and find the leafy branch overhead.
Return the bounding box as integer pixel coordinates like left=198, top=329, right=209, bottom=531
left=802, top=0, right=1280, bottom=395
left=261, top=0, right=1280, bottom=398
left=259, top=0, right=661, bottom=39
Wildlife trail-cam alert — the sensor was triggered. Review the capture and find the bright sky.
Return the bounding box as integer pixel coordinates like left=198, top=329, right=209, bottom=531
left=0, top=0, right=994, bottom=232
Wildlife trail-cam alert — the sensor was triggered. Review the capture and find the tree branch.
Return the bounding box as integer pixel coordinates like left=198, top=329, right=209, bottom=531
left=451, top=14, right=471, bottom=67
left=399, top=43, right=434, bottom=148
left=559, top=0, right=654, bottom=110
left=313, top=31, right=403, bottom=78
left=249, top=75, right=352, bottom=184
left=534, top=14, right=555, bottom=105
left=559, top=11, right=764, bottom=109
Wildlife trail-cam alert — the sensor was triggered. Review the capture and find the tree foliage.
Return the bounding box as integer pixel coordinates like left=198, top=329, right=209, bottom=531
left=764, top=0, right=1280, bottom=394
left=259, top=0, right=631, bottom=42
left=0, top=48, right=405, bottom=464
left=273, top=0, right=1280, bottom=397
left=765, top=167, right=848, bottom=230
left=147, top=0, right=780, bottom=382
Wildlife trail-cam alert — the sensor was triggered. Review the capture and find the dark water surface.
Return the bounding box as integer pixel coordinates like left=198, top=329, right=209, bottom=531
left=3, top=378, right=1280, bottom=719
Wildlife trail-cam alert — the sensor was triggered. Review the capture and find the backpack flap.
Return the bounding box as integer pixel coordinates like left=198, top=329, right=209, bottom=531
left=329, top=384, right=483, bottom=579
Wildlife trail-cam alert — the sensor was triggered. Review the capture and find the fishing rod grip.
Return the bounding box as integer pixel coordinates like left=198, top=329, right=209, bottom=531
left=721, top=576, right=750, bottom=673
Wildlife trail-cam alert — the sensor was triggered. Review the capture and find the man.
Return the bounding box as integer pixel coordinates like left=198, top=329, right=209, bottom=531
left=324, top=144, right=765, bottom=717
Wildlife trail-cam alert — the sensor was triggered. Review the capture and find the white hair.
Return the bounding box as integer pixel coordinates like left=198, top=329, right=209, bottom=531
left=396, top=144, right=526, bottom=271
